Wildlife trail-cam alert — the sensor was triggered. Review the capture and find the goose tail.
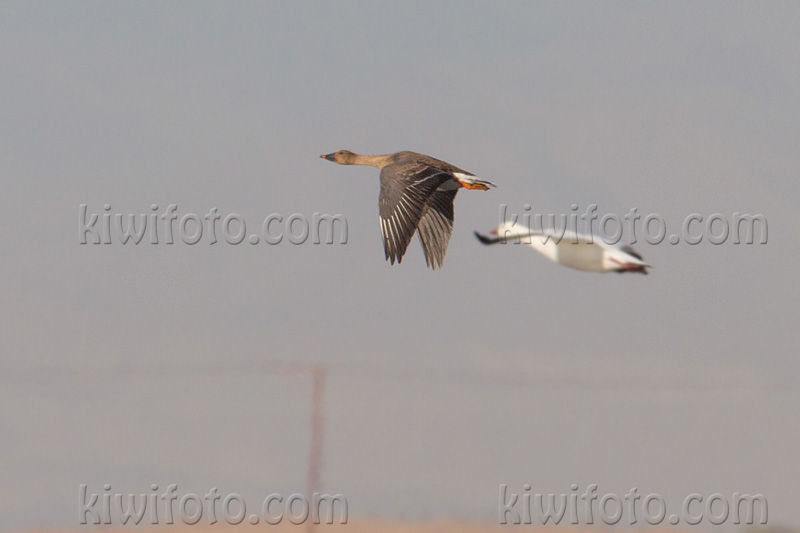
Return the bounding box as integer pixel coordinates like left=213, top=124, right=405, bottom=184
left=452, top=172, right=496, bottom=190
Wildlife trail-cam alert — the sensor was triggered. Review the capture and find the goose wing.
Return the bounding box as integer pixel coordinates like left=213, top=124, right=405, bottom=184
left=620, top=244, right=644, bottom=261
left=417, top=189, right=458, bottom=269
left=378, top=163, right=452, bottom=265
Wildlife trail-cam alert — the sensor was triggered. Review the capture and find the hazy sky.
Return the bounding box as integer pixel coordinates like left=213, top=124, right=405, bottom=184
left=1, top=2, right=798, bottom=529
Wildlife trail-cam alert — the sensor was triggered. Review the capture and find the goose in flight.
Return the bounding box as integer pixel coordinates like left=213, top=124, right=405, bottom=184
left=321, top=150, right=495, bottom=269
left=475, top=221, right=651, bottom=274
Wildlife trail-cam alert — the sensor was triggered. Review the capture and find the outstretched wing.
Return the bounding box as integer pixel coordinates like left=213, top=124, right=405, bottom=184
left=378, top=164, right=451, bottom=265
left=417, top=189, right=457, bottom=269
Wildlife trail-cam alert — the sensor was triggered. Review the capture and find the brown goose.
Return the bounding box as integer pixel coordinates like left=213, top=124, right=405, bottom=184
left=321, top=150, right=495, bottom=269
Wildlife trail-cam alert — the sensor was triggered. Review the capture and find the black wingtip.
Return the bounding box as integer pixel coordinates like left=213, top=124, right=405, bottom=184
left=474, top=231, right=499, bottom=245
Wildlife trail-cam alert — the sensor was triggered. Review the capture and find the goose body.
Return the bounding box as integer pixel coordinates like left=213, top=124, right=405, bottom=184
left=321, top=150, right=495, bottom=269
left=475, top=221, right=651, bottom=274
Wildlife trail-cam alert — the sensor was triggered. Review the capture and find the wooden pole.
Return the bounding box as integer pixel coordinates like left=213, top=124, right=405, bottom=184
left=306, top=364, right=325, bottom=532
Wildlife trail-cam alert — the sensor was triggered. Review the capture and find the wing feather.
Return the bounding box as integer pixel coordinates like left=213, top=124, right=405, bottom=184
left=378, top=164, right=451, bottom=265
left=417, top=189, right=457, bottom=269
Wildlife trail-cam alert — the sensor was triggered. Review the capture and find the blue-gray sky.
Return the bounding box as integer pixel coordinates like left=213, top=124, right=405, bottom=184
left=1, top=1, right=798, bottom=528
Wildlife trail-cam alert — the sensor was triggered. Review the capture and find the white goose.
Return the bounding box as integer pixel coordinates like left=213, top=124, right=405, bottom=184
left=475, top=221, right=651, bottom=274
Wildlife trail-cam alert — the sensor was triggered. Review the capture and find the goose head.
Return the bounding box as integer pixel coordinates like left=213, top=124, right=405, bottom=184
left=320, top=150, right=357, bottom=165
